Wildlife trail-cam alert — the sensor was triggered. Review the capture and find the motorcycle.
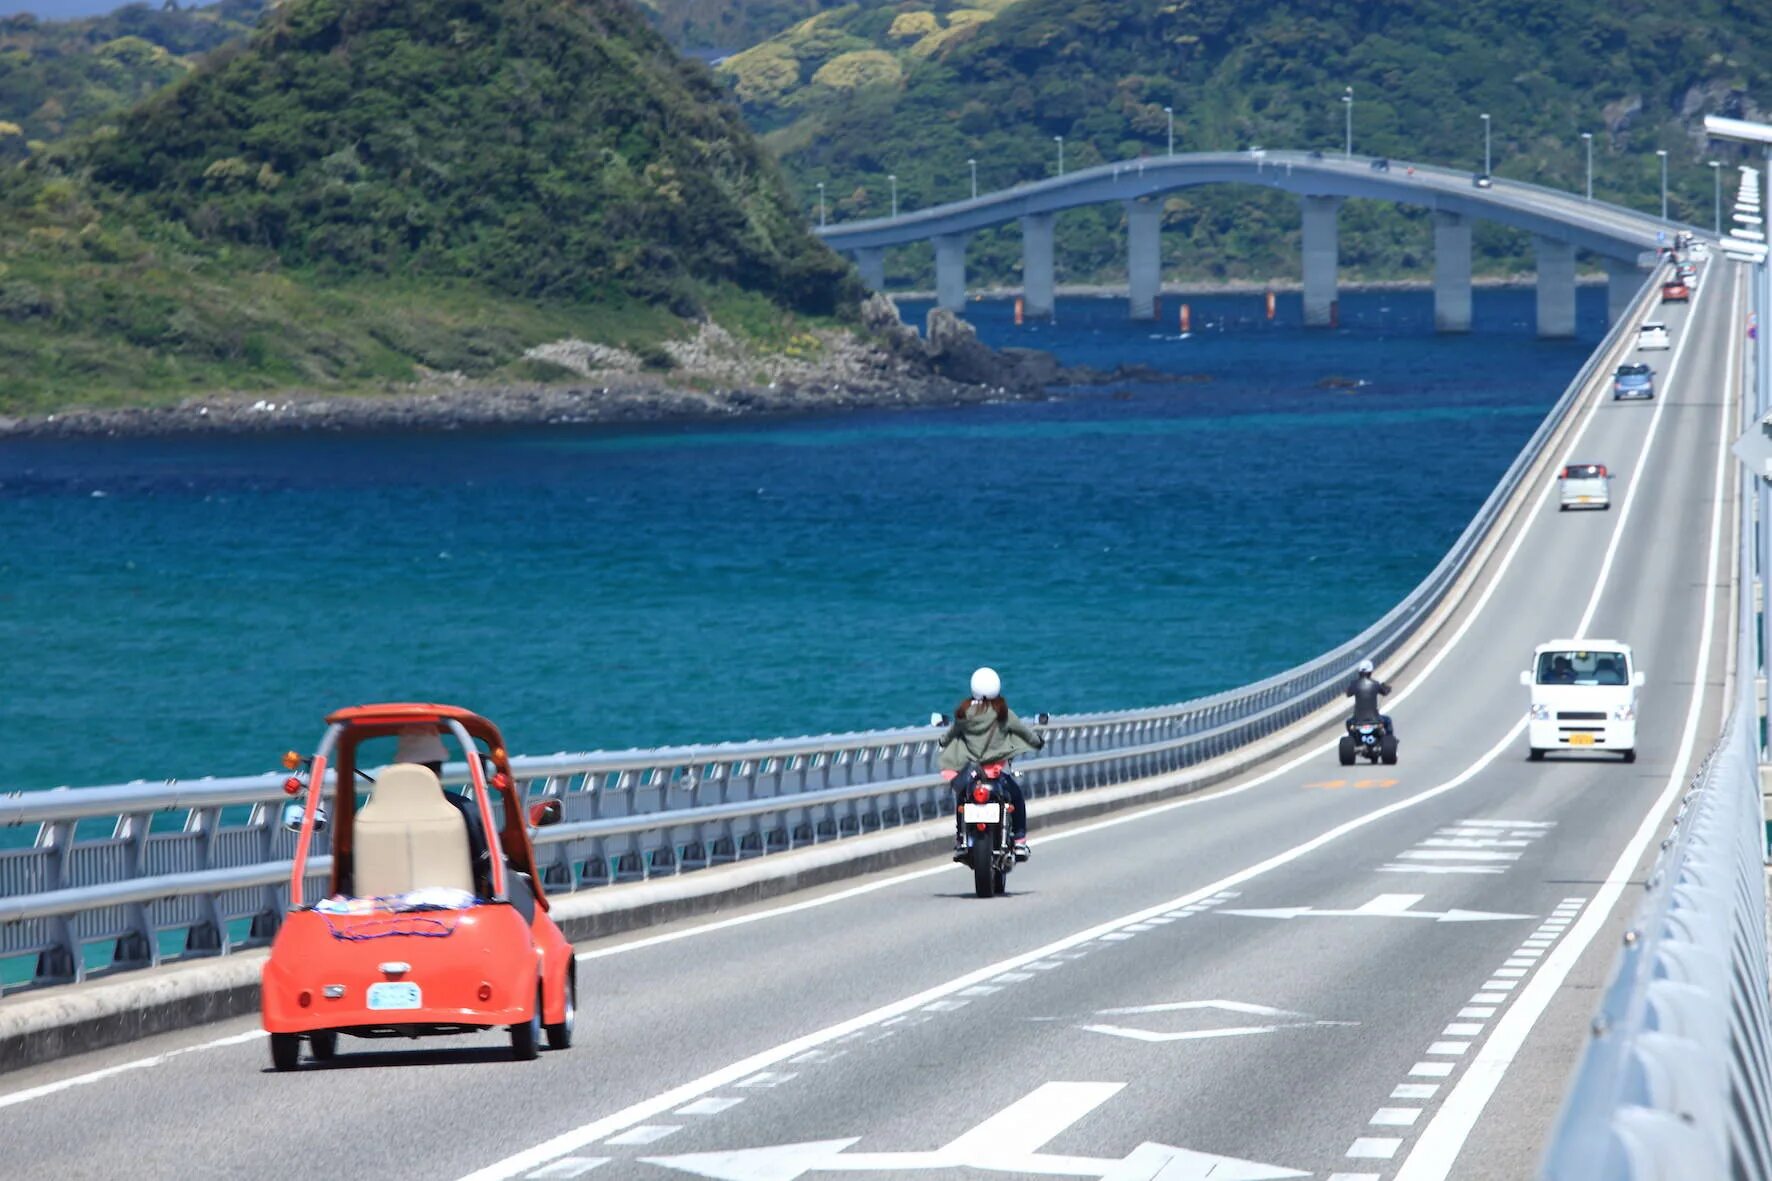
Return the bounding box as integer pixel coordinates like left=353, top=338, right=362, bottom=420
left=1339, top=718, right=1398, bottom=766
left=933, top=711, right=1048, bottom=898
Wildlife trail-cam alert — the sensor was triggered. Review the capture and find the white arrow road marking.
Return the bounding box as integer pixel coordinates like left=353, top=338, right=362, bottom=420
left=641, top=1082, right=1308, bottom=1180
left=1067, top=999, right=1358, bottom=1044
left=1223, top=894, right=1534, bottom=923
left=1092, top=1000, right=1307, bottom=1018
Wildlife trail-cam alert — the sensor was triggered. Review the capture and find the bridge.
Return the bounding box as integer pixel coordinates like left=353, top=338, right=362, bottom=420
left=814, top=150, right=1676, bottom=336
left=1, top=159, right=1770, bottom=1179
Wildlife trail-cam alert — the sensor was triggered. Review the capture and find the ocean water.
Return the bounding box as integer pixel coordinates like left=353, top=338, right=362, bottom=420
left=0, top=287, right=1607, bottom=791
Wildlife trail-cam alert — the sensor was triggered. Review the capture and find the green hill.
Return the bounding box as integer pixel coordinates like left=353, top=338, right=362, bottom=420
left=634, top=0, right=847, bottom=53
left=0, top=0, right=858, bottom=409
left=719, top=0, right=1772, bottom=288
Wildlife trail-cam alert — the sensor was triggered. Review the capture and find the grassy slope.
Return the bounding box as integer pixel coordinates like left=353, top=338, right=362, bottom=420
left=718, top=0, right=1772, bottom=288
left=0, top=0, right=858, bottom=412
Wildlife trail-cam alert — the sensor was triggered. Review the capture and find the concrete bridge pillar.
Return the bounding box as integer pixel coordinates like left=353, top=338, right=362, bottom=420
left=1301, top=195, right=1343, bottom=327
left=934, top=232, right=969, bottom=312
left=1022, top=213, right=1055, bottom=319
left=1605, top=258, right=1643, bottom=326
left=1126, top=199, right=1162, bottom=321
left=1432, top=211, right=1472, bottom=333
left=1533, top=235, right=1576, bottom=338
left=852, top=248, right=885, bottom=293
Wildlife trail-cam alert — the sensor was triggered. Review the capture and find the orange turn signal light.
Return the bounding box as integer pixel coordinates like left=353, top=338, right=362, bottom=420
left=281, top=750, right=303, bottom=770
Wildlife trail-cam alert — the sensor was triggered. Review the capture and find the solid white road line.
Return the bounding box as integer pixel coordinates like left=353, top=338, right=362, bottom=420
left=1393, top=258, right=1739, bottom=1180
left=0, top=1029, right=264, bottom=1111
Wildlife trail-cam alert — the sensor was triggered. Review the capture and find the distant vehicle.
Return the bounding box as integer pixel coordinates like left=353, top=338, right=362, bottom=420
left=1677, top=262, right=1698, bottom=282
left=1661, top=278, right=1691, bottom=303
left=1691, top=242, right=1711, bottom=261
left=1247, top=145, right=1267, bottom=159
left=1636, top=323, right=1671, bottom=352
left=1370, top=158, right=1391, bottom=172
left=1521, top=640, right=1642, bottom=762
left=1558, top=463, right=1612, bottom=511
left=1472, top=173, right=1494, bottom=189
left=1613, top=361, right=1656, bottom=399
left=1308, top=149, right=1325, bottom=160
left=262, top=704, right=575, bottom=1070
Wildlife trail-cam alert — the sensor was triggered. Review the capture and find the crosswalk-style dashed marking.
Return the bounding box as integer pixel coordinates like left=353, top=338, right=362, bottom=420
left=1378, top=818, right=1556, bottom=874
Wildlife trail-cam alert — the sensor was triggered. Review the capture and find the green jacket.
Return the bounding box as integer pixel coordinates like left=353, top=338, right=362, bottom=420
left=938, top=703, right=1044, bottom=772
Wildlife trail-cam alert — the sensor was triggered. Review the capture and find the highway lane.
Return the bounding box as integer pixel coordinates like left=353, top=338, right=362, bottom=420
left=0, top=262, right=1742, bottom=1181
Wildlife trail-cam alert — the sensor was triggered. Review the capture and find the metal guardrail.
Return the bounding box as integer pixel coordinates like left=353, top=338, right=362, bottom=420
left=1540, top=476, right=1772, bottom=1178
left=0, top=272, right=1661, bottom=993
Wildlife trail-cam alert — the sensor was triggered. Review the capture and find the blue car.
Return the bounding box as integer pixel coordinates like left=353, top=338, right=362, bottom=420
left=1613, top=362, right=1655, bottom=401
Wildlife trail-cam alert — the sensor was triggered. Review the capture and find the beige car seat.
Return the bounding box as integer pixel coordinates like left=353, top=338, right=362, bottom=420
left=353, top=763, right=474, bottom=896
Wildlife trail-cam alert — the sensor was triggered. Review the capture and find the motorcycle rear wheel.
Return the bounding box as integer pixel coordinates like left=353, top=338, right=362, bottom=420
left=971, top=836, right=995, bottom=899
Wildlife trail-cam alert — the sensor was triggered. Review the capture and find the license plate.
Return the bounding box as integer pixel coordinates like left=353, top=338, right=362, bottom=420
left=366, top=981, right=422, bottom=1010
left=1567, top=733, right=1596, bottom=746
left=962, top=803, right=1002, bottom=824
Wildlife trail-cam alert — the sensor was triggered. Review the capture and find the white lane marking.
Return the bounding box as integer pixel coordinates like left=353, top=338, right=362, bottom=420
left=1456, top=819, right=1554, bottom=828
left=1378, top=865, right=1506, bottom=875
left=675, top=1098, right=744, bottom=1116
left=0, top=1029, right=264, bottom=1111
left=1393, top=1084, right=1439, bottom=1100
left=1427, top=1042, right=1471, bottom=1055
left=457, top=717, right=1550, bottom=1181
left=1223, top=895, right=1533, bottom=923
left=939, top=1081, right=1122, bottom=1158
left=602, top=1126, right=681, bottom=1146
left=1395, top=850, right=1520, bottom=862
left=525, top=1160, right=607, bottom=1179
left=1444, top=1024, right=1484, bottom=1037
left=735, top=1071, right=796, bottom=1088
left=1410, top=1062, right=1455, bottom=1078
left=1395, top=257, right=1739, bottom=1181
left=1371, top=1108, right=1423, bottom=1127
left=1346, top=1138, right=1402, bottom=1159
left=1471, top=992, right=1508, bottom=1004
left=1459, top=1007, right=1496, bottom=1019
left=1328, top=1175, right=1382, bottom=1181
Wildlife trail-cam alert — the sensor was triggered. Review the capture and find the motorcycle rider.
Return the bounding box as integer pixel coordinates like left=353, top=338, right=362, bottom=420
left=940, top=667, right=1044, bottom=863
left=1345, top=658, right=1394, bottom=738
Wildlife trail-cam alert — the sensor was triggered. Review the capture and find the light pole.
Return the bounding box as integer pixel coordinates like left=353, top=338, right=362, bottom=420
left=816, top=181, right=825, bottom=227
left=967, top=158, right=977, bottom=200
left=1342, top=87, right=1353, bottom=158
left=1710, top=160, right=1721, bottom=233
left=1656, top=149, right=1668, bottom=220
left=1054, top=135, right=1065, bottom=177
left=1164, top=106, right=1174, bottom=156
left=1480, top=113, right=1491, bottom=176
left=1581, top=132, right=1593, bottom=200
left=888, top=173, right=897, bottom=218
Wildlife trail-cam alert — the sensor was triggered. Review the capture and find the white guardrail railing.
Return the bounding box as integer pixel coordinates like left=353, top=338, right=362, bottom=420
left=1540, top=465, right=1772, bottom=1177
left=0, top=272, right=1661, bottom=995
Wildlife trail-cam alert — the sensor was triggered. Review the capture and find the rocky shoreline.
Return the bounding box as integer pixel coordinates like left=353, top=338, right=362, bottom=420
left=0, top=297, right=1156, bottom=440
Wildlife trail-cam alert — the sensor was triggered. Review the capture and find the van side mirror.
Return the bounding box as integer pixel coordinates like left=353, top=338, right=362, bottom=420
left=1632, top=670, right=1645, bottom=687
left=1518, top=670, right=1532, bottom=687
left=528, top=799, right=563, bottom=828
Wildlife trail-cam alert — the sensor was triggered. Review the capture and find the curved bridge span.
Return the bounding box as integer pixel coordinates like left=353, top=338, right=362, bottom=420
left=815, top=150, right=1683, bottom=335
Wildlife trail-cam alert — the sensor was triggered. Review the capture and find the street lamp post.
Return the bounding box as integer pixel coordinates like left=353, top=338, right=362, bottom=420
left=967, top=158, right=977, bottom=200
left=1055, top=135, right=1065, bottom=177
left=1710, top=160, right=1722, bottom=234
left=1342, top=88, right=1353, bottom=158
left=1581, top=132, right=1593, bottom=201
left=816, top=181, right=825, bottom=227
left=1656, top=149, right=1668, bottom=221
left=888, top=173, right=898, bottom=218
left=1480, top=113, right=1491, bottom=176
left=1164, top=106, right=1174, bottom=156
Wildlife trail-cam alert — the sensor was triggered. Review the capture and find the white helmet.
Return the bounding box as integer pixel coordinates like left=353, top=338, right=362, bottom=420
left=1356, top=659, right=1375, bottom=675
left=970, top=667, right=1001, bottom=699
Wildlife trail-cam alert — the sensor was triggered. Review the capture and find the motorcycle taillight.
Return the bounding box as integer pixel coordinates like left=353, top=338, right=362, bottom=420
left=972, top=785, right=992, bottom=804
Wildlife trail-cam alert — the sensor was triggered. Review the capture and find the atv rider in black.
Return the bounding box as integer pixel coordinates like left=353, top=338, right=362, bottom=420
left=1346, top=659, right=1394, bottom=737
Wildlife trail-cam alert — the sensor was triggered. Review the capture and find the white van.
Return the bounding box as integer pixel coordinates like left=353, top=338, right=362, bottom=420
left=1520, top=640, right=1642, bottom=762
left=1558, top=463, right=1611, bottom=511
left=1637, top=323, right=1670, bottom=351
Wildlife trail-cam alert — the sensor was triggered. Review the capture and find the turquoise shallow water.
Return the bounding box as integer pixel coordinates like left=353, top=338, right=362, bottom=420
left=0, top=287, right=1607, bottom=791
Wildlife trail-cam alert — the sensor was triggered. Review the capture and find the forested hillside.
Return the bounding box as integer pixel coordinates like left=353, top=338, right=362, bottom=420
left=0, top=0, right=856, bottom=406
left=719, top=0, right=1772, bottom=287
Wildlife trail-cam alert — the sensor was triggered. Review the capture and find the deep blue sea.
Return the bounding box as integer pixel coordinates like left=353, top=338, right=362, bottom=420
left=0, top=287, right=1608, bottom=791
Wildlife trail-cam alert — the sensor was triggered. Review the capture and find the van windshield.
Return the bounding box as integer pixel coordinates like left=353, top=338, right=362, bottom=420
left=1563, top=465, right=1605, bottom=479
left=1535, top=651, right=1629, bottom=686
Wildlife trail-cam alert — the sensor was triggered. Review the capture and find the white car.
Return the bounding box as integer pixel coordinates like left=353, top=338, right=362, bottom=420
left=1637, top=323, right=1670, bottom=351
left=1558, top=463, right=1611, bottom=511
left=1521, top=640, right=1642, bottom=762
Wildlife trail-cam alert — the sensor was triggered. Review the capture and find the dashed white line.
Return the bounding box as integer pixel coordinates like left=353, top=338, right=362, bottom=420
left=600, top=1126, right=679, bottom=1147
left=674, top=1097, right=743, bottom=1116
left=1347, top=1137, right=1403, bottom=1159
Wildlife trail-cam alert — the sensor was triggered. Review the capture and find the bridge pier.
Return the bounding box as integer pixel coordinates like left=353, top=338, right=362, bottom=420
left=1301, top=195, right=1343, bottom=327
left=1433, top=211, right=1472, bottom=333
left=1126, top=199, right=1162, bottom=320
left=852, top=248, right=885, bottom=293
left=934, top=233, right=968, bottom=312
left=1605, top=258, right=1643, bottom=326
left=1533, top=235, right=1576, bottom=339
left=1022, top=213, right=1055, bottom=319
